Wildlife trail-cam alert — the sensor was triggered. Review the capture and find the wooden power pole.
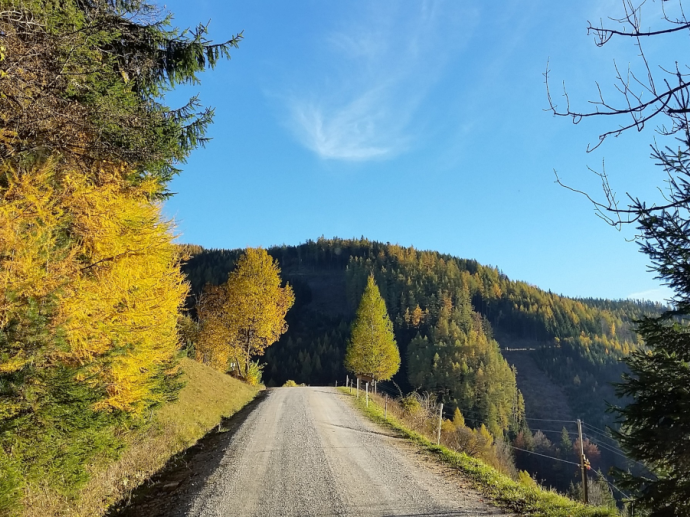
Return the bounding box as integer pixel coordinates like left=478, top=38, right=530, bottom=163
left=577, top=419, right=589, bottom=504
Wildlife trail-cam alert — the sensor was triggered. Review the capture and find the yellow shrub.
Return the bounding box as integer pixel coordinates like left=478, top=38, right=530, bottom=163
left=518, top=469, right=538, bottom=488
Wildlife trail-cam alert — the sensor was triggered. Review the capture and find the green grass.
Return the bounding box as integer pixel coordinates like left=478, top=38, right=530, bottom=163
left=23, top=358, right=260, bottom=517
left=340, top=388, right=618, bottom=517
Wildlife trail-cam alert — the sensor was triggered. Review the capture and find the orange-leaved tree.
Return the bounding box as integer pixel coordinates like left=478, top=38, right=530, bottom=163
left=196, top=248, right=294, bottom=381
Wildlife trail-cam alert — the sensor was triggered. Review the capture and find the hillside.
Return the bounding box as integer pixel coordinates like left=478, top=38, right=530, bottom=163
left=22, top=358, right=260, bottom=517
left=182, top=239, right=665, bottom=431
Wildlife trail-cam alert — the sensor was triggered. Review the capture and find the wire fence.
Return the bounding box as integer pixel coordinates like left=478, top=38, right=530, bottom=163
left=339, top=376, right=640, bottom=507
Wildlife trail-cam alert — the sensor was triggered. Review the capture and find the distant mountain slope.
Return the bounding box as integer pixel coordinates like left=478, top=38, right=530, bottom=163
left=181, top=237, right=664, bottom=429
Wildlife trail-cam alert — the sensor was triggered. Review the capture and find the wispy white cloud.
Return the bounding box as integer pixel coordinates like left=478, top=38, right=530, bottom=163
left=281, top=1, right=477, bottom=161
left=627, top=286, right=673, bottom=303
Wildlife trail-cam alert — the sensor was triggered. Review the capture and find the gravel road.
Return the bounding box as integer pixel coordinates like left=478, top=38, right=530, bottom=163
left=170, top=387, right=509, bottom=517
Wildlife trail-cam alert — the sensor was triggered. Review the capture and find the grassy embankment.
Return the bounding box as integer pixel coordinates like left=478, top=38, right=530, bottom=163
left=340, top=388, right=618, bottom=517
left=23, top=358, right=260, bottom=517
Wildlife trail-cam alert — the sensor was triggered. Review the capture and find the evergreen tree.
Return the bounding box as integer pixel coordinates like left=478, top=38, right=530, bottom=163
left=607, top=137, right=690, bottom=515
left=345, top=276, right=400, bottom=382
left=0, top=0, right=241, bottom=191
left=560, top=427, right=573, bottom=455
left=545, top=3, right=690, bottom=508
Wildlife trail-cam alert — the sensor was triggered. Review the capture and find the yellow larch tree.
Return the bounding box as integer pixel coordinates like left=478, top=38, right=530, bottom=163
left=196, top=248, right=294, bottom=378
left=0, top=160, right=188, bottom=415
left=196, top=284, right=235, bottom=372
left=0, top=163, right=77, bottom=383
left=56, top=168, right=189, bottom=412
left=345, top=275, right=401, bottom=382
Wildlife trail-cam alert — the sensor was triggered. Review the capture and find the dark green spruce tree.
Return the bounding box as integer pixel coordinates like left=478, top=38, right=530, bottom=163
left=1, top=0, right=242, bottom=193
left=610, top=137, right=690, bottom=515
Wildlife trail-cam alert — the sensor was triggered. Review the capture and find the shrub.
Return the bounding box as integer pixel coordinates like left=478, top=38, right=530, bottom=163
left=400, top=394, right=422, bottom=416
left=518, top=469, right=538, bottom=488
left=245, top=361, right=264, bottom=387
left=283, top=380, right=298, bottom=387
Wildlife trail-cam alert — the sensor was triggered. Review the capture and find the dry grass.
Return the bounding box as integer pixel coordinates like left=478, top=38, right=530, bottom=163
left=21, top=358, right=260, bottom=517
left=364, top=391, right=515, bottom=476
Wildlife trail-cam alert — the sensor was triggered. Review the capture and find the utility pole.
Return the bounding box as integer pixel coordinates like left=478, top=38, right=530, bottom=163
left=577, top=419, right=589, bottom=504
left=437, top=403, right=444, bottom=445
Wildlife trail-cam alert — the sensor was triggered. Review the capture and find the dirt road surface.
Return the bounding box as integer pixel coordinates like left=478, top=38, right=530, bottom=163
left=121, top=387, right=512, bottom=517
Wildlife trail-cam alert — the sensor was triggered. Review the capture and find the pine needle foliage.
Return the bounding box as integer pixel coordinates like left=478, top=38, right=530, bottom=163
left=0, top=0, right=241, bottom=192
left=345, top=275, right=400, bottom=382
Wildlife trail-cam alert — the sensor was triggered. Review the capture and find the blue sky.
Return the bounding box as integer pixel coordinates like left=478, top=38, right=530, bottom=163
left=161, top=0, right=677, bottom=303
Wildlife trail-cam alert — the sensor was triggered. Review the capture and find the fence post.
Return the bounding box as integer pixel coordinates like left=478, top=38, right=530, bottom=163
left=346, top=375, right=349, bottom=391
left=357, top=378, right=360, bottom=398
left=335, top=380, right=338, bottom=388
left=385, top=393, right=388, bottom=419
left=366, top=382, right=369, bottom=407
left=437, top=403, right=443, bottom=445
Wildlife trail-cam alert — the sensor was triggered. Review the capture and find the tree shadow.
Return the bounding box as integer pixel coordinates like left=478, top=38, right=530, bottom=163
left=107, top=390, right=270, bottom=517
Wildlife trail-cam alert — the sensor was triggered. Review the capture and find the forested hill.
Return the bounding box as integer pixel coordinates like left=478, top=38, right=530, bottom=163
left=181, top=238, right=664, bottom=429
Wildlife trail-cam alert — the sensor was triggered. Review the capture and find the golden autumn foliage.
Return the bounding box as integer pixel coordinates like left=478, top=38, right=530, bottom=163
left=0, top=1, right=242, bottom=510
left=196, top=248, right=294, bottom=377
left=345, top=276, right=401, bottom=382
left=0, top=161, right=188, bottom=414
left=196, top=284, right=233, bottom=372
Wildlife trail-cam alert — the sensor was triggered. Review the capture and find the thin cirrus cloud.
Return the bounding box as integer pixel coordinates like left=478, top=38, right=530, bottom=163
left=282, top=2, right=476, bottom=162
left=627, top=287, right=673, bottom=304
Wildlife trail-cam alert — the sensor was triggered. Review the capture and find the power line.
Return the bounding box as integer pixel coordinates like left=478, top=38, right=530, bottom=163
left=582, top=422, right=619, bottom=445
left=524, top=417, right=578, bottom=424
left=531, top=428, right=580, bottom=436
left=582, top=434, right=623, bottom=455
left=589, top=468, right=631, bottom=500
left=507, top=444, right=581, bottom=467
left=586, top=438, right=632, bottom=461
left=584, top=434, right=647, bottom=470
left=581, top=421, right=614, bottom=435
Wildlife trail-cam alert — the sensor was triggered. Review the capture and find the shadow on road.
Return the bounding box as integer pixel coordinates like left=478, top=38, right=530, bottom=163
left=107, top=390, right=270, bottom=517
